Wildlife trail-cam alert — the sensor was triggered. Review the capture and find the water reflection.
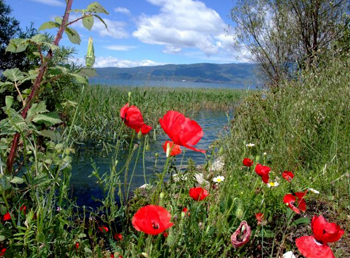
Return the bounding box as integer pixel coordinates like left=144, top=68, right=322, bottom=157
left=70, top=110, right=231, bottom=207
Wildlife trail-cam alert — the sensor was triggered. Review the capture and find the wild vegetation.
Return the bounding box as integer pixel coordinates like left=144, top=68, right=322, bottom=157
left=0, top=0, right=349, bottom=257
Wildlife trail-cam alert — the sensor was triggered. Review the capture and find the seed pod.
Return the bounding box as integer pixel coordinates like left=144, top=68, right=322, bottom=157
left=85, top=37, right=95, bottom=68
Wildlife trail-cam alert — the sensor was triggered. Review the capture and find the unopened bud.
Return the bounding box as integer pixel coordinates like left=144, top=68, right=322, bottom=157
left=160, top=192, right=165, bottom=199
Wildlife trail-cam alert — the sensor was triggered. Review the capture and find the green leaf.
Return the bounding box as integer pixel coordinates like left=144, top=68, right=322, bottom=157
left=30, top=34, right=47, bottom=44
left=0, top=176, right=11, bottom=192
left=84, top=247, right=92, bottom=253
left=10, top=177, right=25, bottom=184
left=44, top=43, right=59, bottom=51
left=258, top=229, right=274, bottom=238
left=65, top=27, right=81, bottom=45
left=5, top=96, right=14, bottom=109
left=6, top=38, right=29, bottom=53
left=38, top=21, right=60, bottom=31
left=71, top=9, right=87, bottom=13
left=71, top=74, right=88, bottom=84
left=39, top=130, right=62, bottom=142
left=54, top=17, right=63, bottom=24
left=27, top=102, right=48, bottom=121
left=3, top=68, right=25, bottom=82
left=83, top=15, right=94, bottom=30
left=0, top=236, right=5, bottom=242
left=93, top=14, right=108, bottom=30
left=87, top=2, right=109, bottom=14
left=32, top=112, right=62, bottom=126
left=78, top=68, right=97, bottom=77
left=291, top=217, right=310, bottom=226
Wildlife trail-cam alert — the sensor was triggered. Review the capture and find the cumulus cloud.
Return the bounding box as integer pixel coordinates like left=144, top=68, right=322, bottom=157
left=114, top=7, right=131, bottom=15
left=133, top=0, right=228, bottom=55
left=105, top=45, right=137, bottom=51
left=70, top=56, right=163, bottom=68
left=29, top=0, right=64, bottom=7
left=70, top=15, right=129, bottom=39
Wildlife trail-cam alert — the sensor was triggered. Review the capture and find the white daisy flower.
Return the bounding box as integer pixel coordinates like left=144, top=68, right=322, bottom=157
left=246, top=143, right=255, bottom=147
left=283, top=251, right=296, bottom=258
left=267, top=181, right=279, bottom=187
left=213, top=176, right=225, bottom=183
left=309, top=188, right=320, bottom=194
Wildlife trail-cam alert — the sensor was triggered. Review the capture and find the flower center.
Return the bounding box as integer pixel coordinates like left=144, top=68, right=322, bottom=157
left=151, top=221, right=160, bottom=230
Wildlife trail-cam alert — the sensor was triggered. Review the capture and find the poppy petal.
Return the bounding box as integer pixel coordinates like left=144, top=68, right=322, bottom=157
left=296, top=236, right=335, bottom=258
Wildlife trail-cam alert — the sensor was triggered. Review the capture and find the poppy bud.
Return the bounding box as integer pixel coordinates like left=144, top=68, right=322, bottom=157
left=145, top=145, right=150, bottom=151
left=85, top=37, right=95, bottom=68
left=159, top=192, right=165, bottom=199
left=137, top=131, right=142, bottom=139
left=218, top=146, right=224, bottom=155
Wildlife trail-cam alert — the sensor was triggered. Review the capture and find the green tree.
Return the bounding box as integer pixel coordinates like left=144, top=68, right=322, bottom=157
left=0, top=0, right=37, bottom=70
left=231, top=0, right=350, bottom=86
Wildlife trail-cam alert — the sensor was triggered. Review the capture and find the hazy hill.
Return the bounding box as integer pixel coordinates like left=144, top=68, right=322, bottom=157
left=94, top=63, right=259, bottom=85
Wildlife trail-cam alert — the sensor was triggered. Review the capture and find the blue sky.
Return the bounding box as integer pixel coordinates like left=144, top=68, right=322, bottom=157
left=8, top=0, right=250, bottom=67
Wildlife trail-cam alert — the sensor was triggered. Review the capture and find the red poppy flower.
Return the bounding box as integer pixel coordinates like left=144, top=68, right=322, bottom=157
left=99, top=226, right=109, bottom=233
left=75, top=242, right=80, bottom=249
left=114, top=233, right=123, bottom=241
left=0, top=248, right=5, bottom=256
left=3, top=212, right=11, bottom=221
left=132, top=205, right=173, bottom=235
left=283, top=190, right=307, bottom=214
left=120, top=103, right=152, bottom=134
left=296, top=215, right=344, bottom=258
left=231, top=221, right=251, bottom=248
left=254, top=164, right=271, bottom=183
left=243, top=158, right=254, bottom=167
left=255, top=213, right=264, bottom=224
left=20, top=205, right=27, bottom=214
left=189, top=187, right=209, bottom=201
left=159, top=111, right=205, bottom=153
left=282, top=171, right=294, bottom=182
left=311, top=215, right=344, bottom=244
left=162, top=141, right=182, bottom=156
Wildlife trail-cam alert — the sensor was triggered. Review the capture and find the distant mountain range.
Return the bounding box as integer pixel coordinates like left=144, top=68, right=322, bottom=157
left=94, top=63, right=260, bottom=85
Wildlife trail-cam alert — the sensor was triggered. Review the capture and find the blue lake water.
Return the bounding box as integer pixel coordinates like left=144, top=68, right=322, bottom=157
left=70, top=110, right=231, bottom=207
left=89, top=78, right=258, bottom=90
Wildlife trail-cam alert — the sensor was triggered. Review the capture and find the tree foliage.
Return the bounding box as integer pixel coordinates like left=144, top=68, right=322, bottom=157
left=0, top=0, right=38, bottom=70
left=231, top=0, right=350, bottom=86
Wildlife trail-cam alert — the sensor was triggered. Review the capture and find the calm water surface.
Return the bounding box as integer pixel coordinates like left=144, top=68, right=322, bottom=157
left=70, top=110, right=231, bottom=207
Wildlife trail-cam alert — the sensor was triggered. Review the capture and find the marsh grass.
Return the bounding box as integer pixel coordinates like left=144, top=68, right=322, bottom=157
left=62, top=85, right=245, bottom=149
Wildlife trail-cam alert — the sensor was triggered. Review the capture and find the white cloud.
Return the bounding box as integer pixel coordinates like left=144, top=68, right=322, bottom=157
left=133, top=0, right=227, bottom=56
left=105, top=45, right=137, bottom=51
left=114, top=7, right=131, bottom=15
left=70, top=56, right=163, bottom=68
left=70, top=15, right=129, bottom=39
left=30, top=0, right=65, bottom=7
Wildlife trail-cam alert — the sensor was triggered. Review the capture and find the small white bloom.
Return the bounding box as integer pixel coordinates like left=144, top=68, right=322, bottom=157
left=213, top=176, right=225, bottom=183
left=263, top=152, right=267, bottom=156
left=246, top=143, right=255, bottom=147
left=283, top=251, right=296, bottom=258
left=56, top=207, right=62, bottom=211
left=309, top=188, right=320, bottom=194
left=267, top=181, right=279, bottom=187
left=209, top=157, right=224, bottom=171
